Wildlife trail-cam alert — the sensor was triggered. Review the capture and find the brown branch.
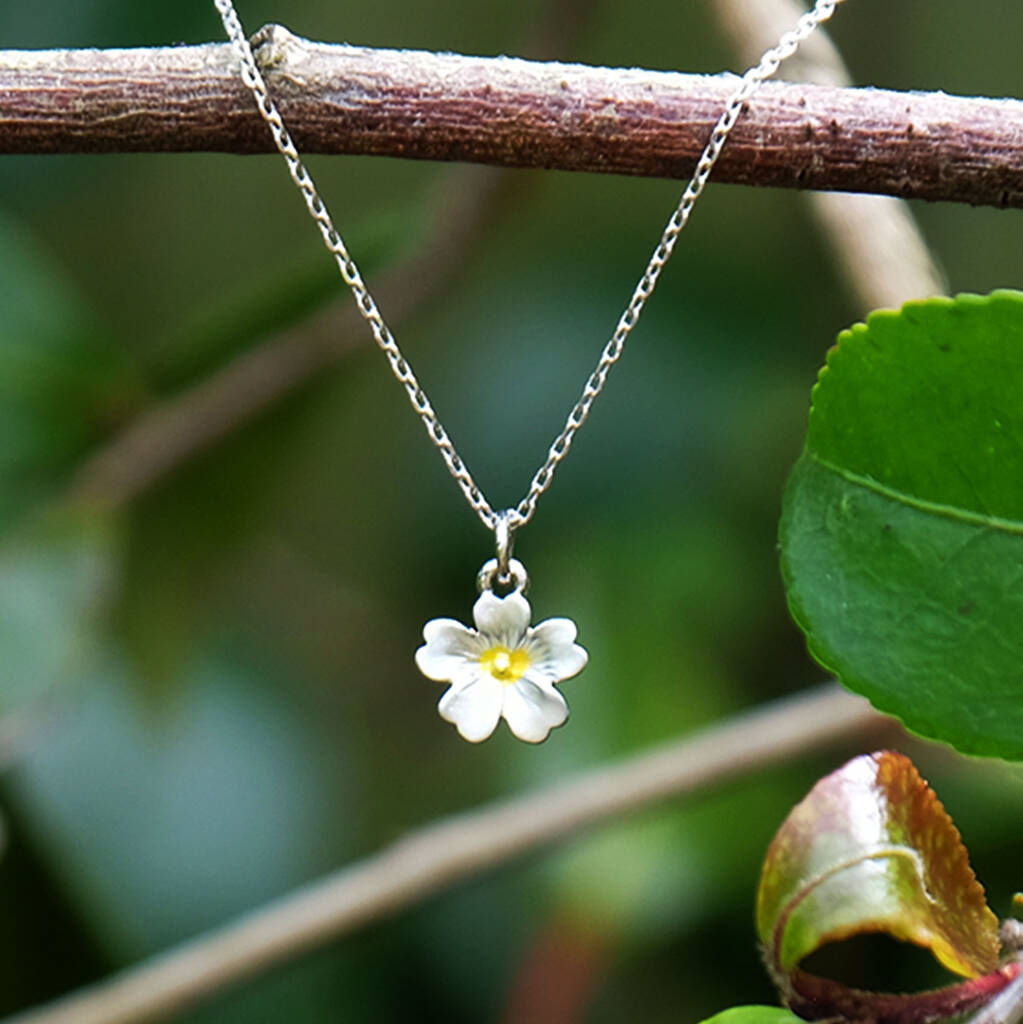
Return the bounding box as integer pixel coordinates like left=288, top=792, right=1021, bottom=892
left=65, top=0, right=595, bottom=509
left=3, top=25, right=1023, bottom=208
left=2, top=684, right=895, bottom=1024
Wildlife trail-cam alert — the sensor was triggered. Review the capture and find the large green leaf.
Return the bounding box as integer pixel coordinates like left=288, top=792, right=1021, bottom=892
left=780, top=290, right=1023, bottom=759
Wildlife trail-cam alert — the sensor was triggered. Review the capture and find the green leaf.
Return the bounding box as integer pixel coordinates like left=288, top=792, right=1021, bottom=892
left=698, top=1009, right=803, bottom=1024
left=780, top=290, right=1023, bottom=759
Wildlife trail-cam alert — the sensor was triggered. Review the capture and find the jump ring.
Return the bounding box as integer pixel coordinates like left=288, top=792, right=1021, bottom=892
left=477, top=557, right=528, bottom=596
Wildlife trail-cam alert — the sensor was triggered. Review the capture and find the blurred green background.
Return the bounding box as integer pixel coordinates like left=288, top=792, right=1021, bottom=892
left=1, top=1, right=1022, bottom=1021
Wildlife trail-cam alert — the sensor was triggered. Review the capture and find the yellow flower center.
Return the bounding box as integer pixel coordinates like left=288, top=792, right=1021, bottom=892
left=480, top=644, right=530, bottom=684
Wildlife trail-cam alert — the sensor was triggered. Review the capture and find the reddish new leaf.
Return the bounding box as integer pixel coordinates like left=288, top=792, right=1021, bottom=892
left=757, top=752, right=1012, bottom=1022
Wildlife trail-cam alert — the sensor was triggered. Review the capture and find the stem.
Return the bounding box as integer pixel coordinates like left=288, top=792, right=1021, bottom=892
left=788, top=961, right=1022, bottom=1024
left=2, top=25, right=1022, bottom=209
left=3, top=684, right=891, bottom=1024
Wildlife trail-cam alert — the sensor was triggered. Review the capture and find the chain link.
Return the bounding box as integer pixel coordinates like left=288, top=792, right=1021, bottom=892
left=214, top=0, right=845, bottom=535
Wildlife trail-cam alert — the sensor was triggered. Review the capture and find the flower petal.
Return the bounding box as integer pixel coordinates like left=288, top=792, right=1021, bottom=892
left=415, top=618, right=482, bottom=681
left=438, top=676, right=503, bottom=742
left=501, top=679, right=569, bottom=743
left=472, top=590, right=531, bottom=645
left=524, top=617, right=588, bottom=681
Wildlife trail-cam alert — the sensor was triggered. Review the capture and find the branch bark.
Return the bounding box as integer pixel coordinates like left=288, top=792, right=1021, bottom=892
left=3, top=684, right=894, bottom=1024
left=3, top=25, right=1023, bottom=209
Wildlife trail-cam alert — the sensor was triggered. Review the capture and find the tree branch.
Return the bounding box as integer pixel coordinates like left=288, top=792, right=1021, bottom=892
left=3, top=25, right=1023, bottom=209
left=4, top=684, right=893, bottom=1024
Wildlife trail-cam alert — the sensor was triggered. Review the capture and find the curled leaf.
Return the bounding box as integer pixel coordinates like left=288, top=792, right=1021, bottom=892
left=758, top=751, right=1014, bottom=1022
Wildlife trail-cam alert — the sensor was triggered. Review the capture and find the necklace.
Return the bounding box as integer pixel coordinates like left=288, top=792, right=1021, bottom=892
left=213, top=0, right=845, bottom=743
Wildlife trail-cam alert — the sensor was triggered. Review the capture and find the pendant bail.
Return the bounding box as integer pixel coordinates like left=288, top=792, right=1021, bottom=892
left=494, top=508, right=517, bottom=580
left=478, top=509, right=526, bottom=595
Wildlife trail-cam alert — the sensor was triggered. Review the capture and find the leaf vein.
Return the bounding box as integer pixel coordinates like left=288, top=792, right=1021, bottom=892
left=808, top=452, right=1023, bottom=537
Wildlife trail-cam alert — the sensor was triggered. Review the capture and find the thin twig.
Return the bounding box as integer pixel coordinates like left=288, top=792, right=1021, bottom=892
left=2, top=27, right=1023, bottom=208
left=711, top=0, right=947, bottom=309
left=3, top=684, right=893, bottom=1024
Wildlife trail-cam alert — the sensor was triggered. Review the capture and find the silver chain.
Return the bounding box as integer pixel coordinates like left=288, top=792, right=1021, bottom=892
left=214, top=0, right=845, bottom=536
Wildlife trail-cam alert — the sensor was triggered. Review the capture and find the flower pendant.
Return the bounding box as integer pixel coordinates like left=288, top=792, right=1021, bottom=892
left=415, top=557, right=588, bottom=743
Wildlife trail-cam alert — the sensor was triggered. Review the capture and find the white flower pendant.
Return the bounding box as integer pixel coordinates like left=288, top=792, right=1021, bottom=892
left=415, top=557, right=587, bottom=743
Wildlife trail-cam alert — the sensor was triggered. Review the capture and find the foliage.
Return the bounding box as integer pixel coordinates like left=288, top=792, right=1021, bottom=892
left=781, top=292, right=1023, bottom=759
